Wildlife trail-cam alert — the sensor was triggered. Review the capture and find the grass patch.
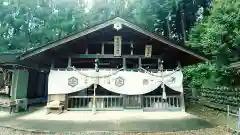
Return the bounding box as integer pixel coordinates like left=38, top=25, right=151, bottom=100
left=186, top=102, right=238, bottom=130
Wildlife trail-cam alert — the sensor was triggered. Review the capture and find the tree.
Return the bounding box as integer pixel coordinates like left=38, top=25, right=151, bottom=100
left=0, top=0, right=211, bottom=53
left=187, top=0, right=240, bottom=64
left=184, top=0, right=240, bottom=89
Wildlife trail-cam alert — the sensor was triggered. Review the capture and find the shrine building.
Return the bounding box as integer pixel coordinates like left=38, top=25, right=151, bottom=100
left=0, top=17, right=207, bottom=112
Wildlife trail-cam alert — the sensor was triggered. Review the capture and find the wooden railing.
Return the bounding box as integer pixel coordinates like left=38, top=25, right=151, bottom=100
left=67, top=96, right=123, bottom=111
left=143, top=95, right=181, bottom=110
left=67, top=95, right=182, bottom=111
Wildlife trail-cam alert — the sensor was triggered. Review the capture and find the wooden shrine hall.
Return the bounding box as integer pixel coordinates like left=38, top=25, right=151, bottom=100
left=0, top=17, right=207, bottom=113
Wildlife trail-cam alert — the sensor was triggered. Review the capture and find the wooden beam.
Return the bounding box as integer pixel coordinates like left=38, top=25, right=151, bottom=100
left=61, top=54, right=162, bottom=59
left=88, top=41, right=133, bottom=45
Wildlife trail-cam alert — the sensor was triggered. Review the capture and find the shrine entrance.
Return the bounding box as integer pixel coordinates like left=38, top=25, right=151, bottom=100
left=123, top=95, right=142, bottom=109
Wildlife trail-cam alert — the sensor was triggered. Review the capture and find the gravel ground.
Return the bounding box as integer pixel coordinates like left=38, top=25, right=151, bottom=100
left=0, top=125, right=230, bottom=135
left=0, top=103, right=233, bottom=135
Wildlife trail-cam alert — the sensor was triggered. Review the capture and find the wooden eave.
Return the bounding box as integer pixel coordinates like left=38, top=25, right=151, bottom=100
left=0, top=53, right=20, bottom=64
left=19, top=17, right=207, bottom=62
left=0, top=52, right=42, bottom=70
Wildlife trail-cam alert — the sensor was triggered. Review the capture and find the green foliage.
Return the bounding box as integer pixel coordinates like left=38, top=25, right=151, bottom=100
left=201, top=87, right=240, bottom=107
left=187, top=0, right=240, bottom=64
left=0, top=0, right=209, bottom=52
left=183, top=62, right=233, bottom=89
left=184, top=0, right=240, bottom=90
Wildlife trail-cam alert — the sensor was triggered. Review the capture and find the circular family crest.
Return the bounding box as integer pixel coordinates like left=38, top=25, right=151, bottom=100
left=115, top=77, right=124, bottom=87
left=143, top=79, right=149, bottom=85
left=68, top=77, right=78, bottom=87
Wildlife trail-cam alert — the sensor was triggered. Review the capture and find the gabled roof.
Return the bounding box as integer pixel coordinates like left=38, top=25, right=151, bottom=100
left=19, top=17, right=207, bottom=62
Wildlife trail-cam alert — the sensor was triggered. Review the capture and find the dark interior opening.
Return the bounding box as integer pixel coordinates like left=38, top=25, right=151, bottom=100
left=122, top=43, right=131, bottom=55
left=72, top=58, right=95, bottom=68
left=126, top=58, right=138, bottom=69
left=104, top=43, right=114, bottom=54
left=69, top=85, right=120, bottom=96
left=88, top=44, right=101, bottom=54
left=99, top=58, right=122, bottom=69
left=54, top=58, right=68, bottom=68
left=144, top=85, right=180, bottom=96
left=142, top=58, right=158, bottom=69
left=27, top=70, right=48, bottom=99
left=134, top=44, right=145, bottom=55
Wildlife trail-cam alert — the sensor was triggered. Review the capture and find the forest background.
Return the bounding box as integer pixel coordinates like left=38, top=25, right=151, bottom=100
left=0, top=0, right=239, bottom=90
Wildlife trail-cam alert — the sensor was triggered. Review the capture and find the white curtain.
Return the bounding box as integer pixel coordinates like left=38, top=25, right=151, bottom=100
left=48, top=70, right=95, bottom=94
left=48, top=69, right=183, bottom=95
left=98, top=71, right=162, bottom=95
left=152, top=71, right=183, bottom=93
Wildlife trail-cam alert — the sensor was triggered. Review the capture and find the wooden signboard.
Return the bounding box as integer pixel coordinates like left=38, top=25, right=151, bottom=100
left=114, top=36, right=122, bottom=56
left=145, top=45, right=152, bottom=57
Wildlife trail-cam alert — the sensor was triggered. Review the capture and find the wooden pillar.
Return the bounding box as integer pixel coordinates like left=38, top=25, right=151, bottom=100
left=67, top=57, right=71, bottom=68
left=130, top=42, right=134, bottom=55
left=93, top=83, right=97, bottom=112
left=178, top=62, right=185, bottom=111
left=158, top=58, right=161, bottom=70
left=160, top=60, right=166, bottom=105
left=177, top=61, right=181, bottom=69
left=138, top=58, right=142, bottom=68
left=101, top=42, right=104, bottom=55
left=85, top=44, right=88, bottom=54
left=123, top=58, right=126, bottom=69
left=180, top=92, right=185, bottom=112
left=92, top=58, right=99, bottom=113
left=51, top=60, right=55, bottom=69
